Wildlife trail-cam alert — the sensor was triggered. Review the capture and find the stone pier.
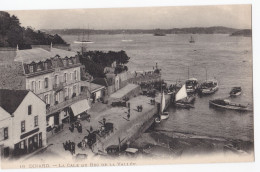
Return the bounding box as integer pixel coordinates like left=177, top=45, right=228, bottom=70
left=92, top=93, right=172, bottom=154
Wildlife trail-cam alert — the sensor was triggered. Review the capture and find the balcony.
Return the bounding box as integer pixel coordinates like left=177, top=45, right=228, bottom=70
left=53, top=83, right=64, bottom=92
left=46, top=91, right=89, bottom=116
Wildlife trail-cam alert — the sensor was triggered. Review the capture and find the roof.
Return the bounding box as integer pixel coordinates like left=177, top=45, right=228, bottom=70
left=110, top=84, right=139, bottom=99
left=91, top=78, right=109, bottom=87
left=0, top=89, right=29, bottom=114
left=81, top=81, right=105, bottom=93
left=15, top=48, right=77, bottom=63
left=0, top=62, right=26, bottom=90
left=51, top=48, right=77, bottom=59
left=187, top=78, right=198, bottom=81
left=15, top=48, right=52, bottom=63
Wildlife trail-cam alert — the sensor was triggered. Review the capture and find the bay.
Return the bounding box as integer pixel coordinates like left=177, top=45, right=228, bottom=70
left=62, top=33, right=253, bottom=141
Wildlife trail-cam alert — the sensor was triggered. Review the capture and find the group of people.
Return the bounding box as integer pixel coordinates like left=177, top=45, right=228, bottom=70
left=78, top=139, right=88, bottom=150
left=137, top=105, right=143, bottom=112
left=69, top=121, right=82, bottom=133
left=150, top=99, right=156, bottom=105
left=63, top=140, right=76, bottom=155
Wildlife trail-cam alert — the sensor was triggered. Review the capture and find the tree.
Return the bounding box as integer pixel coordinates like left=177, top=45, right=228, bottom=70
left=0, top=11, right=67, bottom=48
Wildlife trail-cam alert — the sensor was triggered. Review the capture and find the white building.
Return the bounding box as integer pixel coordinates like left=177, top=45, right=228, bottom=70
left=0, top=89, right=46, bottom=158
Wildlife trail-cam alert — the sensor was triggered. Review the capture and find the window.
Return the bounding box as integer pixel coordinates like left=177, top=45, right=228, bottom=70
left=73, top=85, right=77, bottom=94
left=21, top=121, right=25, bottom=133
left=44, top=62, right=48, bottom=69
left=65, top=88, right=68, bottom=97
left=55, top=75, right=59, bottom=85
left=63, top=59, right=67, bottom=67
left=36, top=64, right=42, bottom=71
left=70, top=73, right=73, bottom=81
left=74, top=70, right=77, bottom=81
left=29, top=65, right=34, bottom=73
left=31, top=81, right=35, bottom=92
left=44, top=94, right=49, bottom=104
left=44, top=78, right=48, bottom=88
left=4, top=127, right=8, bottom=140
left=38, top=81, right=41, bottom=90
left=28, top=105, right=32, bottom=115
left=34, top=116, right=38, bottom=127
left=64, top=73, right=67, bottom=83
left=20, top=140, right=26, bottom=149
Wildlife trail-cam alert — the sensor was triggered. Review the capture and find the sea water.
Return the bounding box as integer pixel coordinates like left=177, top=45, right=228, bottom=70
left=62, top=34, right=253, bottom=142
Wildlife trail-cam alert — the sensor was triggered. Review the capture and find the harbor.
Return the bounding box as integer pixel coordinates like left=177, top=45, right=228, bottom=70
left=0, top=6, right=254, bottom=168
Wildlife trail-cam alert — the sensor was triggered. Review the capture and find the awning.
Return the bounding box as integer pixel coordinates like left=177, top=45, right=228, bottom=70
left=70, top=99, right=90, bottom=116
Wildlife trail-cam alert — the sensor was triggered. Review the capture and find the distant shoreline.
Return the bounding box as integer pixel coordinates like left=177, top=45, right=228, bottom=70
left=43, top=26, right=251, bottom=36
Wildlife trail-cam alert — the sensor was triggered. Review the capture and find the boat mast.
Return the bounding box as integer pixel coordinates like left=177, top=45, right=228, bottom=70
left=188, top=66, right=190, bottom=79
left=87, top=24, right=90, bottom=41
left=206, top=68, right=207, bottom=82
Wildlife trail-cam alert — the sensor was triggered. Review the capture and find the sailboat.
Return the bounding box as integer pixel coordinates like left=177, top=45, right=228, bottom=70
left=189, top=36, right=195, bottom=43
left=185, top=67, right=198, bottom=94
left=160, top=91, right=169, bottom=120
left=198, top=69, right=218, bottom=96
left=74, top=27, right=94, bottom=44
left=155, top=91, right=169, bottom=123
left=121, top=31, right=133, bottom=42
left=175, top=84, right=195, bottom=109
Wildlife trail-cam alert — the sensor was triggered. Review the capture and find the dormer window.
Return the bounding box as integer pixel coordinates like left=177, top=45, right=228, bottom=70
left=44, top=62, right=48, bottom=69
left=68, top=59, right=73, bottom=65
left=29, top=65, right=34, bottom=73
left=72, top=57, right=77, bottom=64
left=37, top=64, right=42, bottom=71
left=63, top=59, right=67, bottom=67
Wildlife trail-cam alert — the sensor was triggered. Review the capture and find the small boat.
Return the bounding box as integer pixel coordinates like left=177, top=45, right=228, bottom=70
left=209, top=99, right=252, bottom=111
left=198, top=80, right=218, bottom=95
left=74, top=40, right=94, bottom=44
left=161, top=112, right=169, bottom=120
left=155, top=91, right=169, bottom=123
left=175, top=84, right=195, bottom=109
left=185, top=78, right=199, bottom=94
left=154, top=117, right=161, bottom=123
left=230, top=87, right=242, bottom=96
left=121, top=31, right=133, bottom=42
left=189, top=36, right=195, bottom=43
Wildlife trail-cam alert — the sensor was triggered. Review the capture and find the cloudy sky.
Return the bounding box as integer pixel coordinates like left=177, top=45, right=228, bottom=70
left=7, top=5, right=251, bottom=30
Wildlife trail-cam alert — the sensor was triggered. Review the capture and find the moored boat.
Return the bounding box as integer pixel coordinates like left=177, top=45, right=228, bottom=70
left=209, top=99, right=252, bottom=111
left=154, top=91, right=169, bottom=123
left=175, top=84, right=195, bottom=109
left=185, top=78, right=198, bottom=94
left=189, top=36, right=195, bottom=43
left=230, top=87, right=242, bottom=96
left=198, top=80, right=218, bottom=95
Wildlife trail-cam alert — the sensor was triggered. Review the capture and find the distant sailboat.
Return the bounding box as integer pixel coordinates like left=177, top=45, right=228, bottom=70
left=121, top=31, right=133, bottom=42
left=74, top=26, right=94, bottom=44
left=189, top=36, right=195, bottom=43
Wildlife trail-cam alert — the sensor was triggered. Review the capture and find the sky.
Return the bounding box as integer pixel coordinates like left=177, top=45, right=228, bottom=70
left=7, top=4, right=251, bottom=30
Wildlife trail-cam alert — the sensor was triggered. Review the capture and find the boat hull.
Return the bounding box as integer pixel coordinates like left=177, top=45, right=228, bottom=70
left=199, top=87, right=218, bottom=95
left=175, top=102, right=194, bottom=109
left=209, top=100, right=252, bottom=112
left=161, top=112, right=169, bottom=120
left=154, top=117, right=161, bottom=123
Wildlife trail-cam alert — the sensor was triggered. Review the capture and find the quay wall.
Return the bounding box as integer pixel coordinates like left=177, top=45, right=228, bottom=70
left=92, top=94, right=171, bottom=154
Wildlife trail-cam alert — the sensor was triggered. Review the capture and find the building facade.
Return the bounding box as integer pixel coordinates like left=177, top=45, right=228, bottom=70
left=0, top=90, right=46, bottom=158
left=14, top=47, right=90, bottom=136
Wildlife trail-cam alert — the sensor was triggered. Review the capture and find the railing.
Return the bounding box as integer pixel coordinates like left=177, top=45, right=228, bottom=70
left=53, top=82, right=64, bottom=91
left=46, top=91, right=89, bottom=115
